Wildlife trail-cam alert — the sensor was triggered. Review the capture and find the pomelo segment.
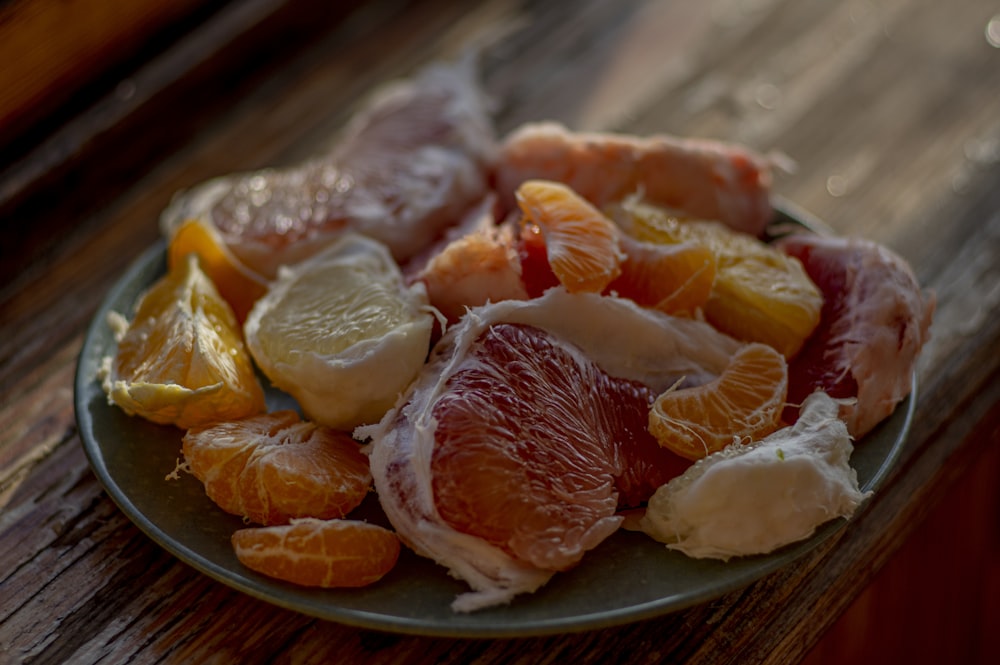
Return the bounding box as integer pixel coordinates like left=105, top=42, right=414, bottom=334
left=639, top=392, right=870, bottom=560
left=244, top=233, right=434, bottom=430
left=496, top=121, right=774, bottom=236
left=161, top=58, right=496, bottom=279
left=360, top=289, right=741, bottom=611
left=777, top=234, right=934, bottom=437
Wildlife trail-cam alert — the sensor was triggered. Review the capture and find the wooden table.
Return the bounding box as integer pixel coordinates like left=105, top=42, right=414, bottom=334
left=2, top=0, right=998, bottom=662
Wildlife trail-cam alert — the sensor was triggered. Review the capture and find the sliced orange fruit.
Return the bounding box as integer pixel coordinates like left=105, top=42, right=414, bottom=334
left=515, top=180, right=624, bottom=294
left=649, top=343, right=788, bottom=460
left=232, top=518, right=400, bottom=588
left=167, top=218, right=269, bottom=324
left=611, top=199, right=823, bottom=358
left=182, top=411, right=372, bottom=525
left=106, top=253, right=265, bottom=429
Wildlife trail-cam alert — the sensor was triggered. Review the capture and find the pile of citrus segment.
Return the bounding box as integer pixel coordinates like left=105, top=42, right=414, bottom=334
left=101, top=60, right=934, bottom=610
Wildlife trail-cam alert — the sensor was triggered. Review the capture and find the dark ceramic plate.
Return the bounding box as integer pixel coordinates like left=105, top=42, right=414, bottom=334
left=74, top=204, right=913, bottom=637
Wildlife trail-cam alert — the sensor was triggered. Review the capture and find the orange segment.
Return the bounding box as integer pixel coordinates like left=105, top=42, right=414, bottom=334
left=232, top=518, right=400, bottom=588
left=167, top=218, right=269, bottom=323
left=515, top=180, right=624, bottom=293
left=610, top=234, right=717, bottom=316
left=610, top=199, right=823, bottom=358
left=106, top=253, right=266, bottom=429
left=182, top=411, right=372, bottom=525
left=649, top=343, right=788, bottom=460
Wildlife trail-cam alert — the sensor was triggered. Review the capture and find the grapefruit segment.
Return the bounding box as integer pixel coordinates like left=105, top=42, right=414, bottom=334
left=496, top=121, right=773, bottom=236
left=777, top=234, right=934, bottom=437
left=361, top=289, right=742, bottom=611
left=161, top=59, right=496, bottom=279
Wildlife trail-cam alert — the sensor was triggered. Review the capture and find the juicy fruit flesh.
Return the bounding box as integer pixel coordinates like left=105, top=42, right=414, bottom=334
left=649, top=343, right=788, bottom=460
left=430, top=323, right=689, bottom=571
left=254, top=259, right=415, bottom=362
left=515, top=180, right=624, bottom=294
left=778, top=233, right=934, bottom=437
left=232, top=518, right=400, bottom=588
left=610, top=235, right=717, bottom=316
left=243, top=233, right=434, bottom=430
left=108, top=253, right=265, bottom=429
left=163, top=59, right=497, bottom=279
left=167, top=218, right=268, bottom=324
left=182, top=410, right=372, bottom=525
left=611, top=200, right=823, bottom=358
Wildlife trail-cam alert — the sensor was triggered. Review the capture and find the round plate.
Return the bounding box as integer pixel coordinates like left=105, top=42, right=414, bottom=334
left=74, top=205, right=913, bottom=637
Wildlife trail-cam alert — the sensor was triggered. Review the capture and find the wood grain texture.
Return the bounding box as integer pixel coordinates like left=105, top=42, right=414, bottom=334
left=1, top=0, right=998, bottom=663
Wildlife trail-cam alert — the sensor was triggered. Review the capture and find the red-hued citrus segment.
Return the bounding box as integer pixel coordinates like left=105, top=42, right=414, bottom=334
left=515, top=180, right=623, bottom=294
left=430, top=323, right=689, bottom=571
left=162, top=61, right=496, bottom=279
left=182, top=410, right=372, bottom=525
left=517, top=221, right=562, bottom=298
left=232, top=518, right=400, bottom=588
left=778, top=234, right=934, bottom=437
left=649, top=343, right=788, bottom=460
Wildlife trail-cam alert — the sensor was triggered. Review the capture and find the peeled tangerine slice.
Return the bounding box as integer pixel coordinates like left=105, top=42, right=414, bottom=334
left=182, top=410, right=372, bottom=526
left=244, top=233, right=434, bottom=430
left=610, top=198, right=824, bottom=358
left=639, top=391, right=871, bottom=560
left=360, top=288, right=743, bottom=612
left=232, top=518, right=400, bottom=588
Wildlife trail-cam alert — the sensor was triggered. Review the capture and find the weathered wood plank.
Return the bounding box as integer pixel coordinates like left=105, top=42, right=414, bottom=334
left=1, top=0, right=998, bottom=662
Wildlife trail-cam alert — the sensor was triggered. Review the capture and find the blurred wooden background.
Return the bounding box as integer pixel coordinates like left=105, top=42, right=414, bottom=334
left=2, top=0, right=997, bottom=662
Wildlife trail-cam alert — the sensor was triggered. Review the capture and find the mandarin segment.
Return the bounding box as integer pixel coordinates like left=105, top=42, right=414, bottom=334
left=649, top=343, right=788, bottom=460
left=167, top=218, right=269, bottom=323
left=182, top=411, right=372, bottom=525
left=610, top=235, right=717, bottom=316
left=106, top=253, right=265, bottom=429
left=610, top=199, right=823, bottom=358
left=515, top=180, right=624, bottom=294
left=232, top=518, right=400, bottom=588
